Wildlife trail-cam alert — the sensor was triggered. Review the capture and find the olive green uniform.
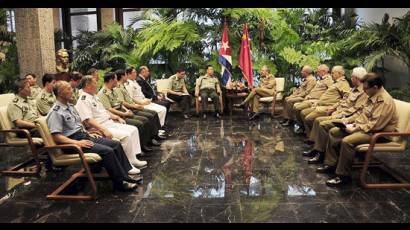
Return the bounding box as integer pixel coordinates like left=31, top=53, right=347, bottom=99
left=167, top=74, right=192, bottom=115
left=324, top=87, right=399, bottom=176
left=300, top=77, right=350, bottom=135
left=309, top=85, right=368, bottom=152
left=282, top=75, right=316, bottom=120
left=243, top=74, right=276, bottom=113
left=195, top=74, right=221, bottom=113
left=35, top=89, right=56, bottom=116
left=7, top=95, right=41, bottom=137
left=30, top=85, right=42, bottom=99
left=97, top=86, right=154, bottom=147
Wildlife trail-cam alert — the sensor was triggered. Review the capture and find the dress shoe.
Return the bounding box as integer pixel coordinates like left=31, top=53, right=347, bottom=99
left=183, top=114, right=190, bottom=119
left=123, top=176, right=143, bottom=184
left=279, top=119, right=288, bottom=124
left=128, top=166, right=141, bottom=175
left=150, top=139, right=161, bottom=146
left=316, top=165, right=335, bottom=174
left=307, top=152, right=324, bottom=164
left=302, top=149, right=318, bottom=157
left=142, top=145, right=153, bottom=152
left=248, top=113, right=260, bottom=121
left=281, top=120, right=292, bottom=126
left=304, top=139, right=314, bottom=145
left=155, top=134, right=167, bottom=140
left=131, top=159, right=147, bottom=168
left=233, top=103, right=245, bottom=108
left=294, top=127, right=305, bottom=135
left=115, top=181, right=138, bottom=192
left=326, top=176, right=352, bottom=187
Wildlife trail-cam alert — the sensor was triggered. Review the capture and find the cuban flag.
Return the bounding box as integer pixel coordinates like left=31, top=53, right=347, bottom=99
left=218, top=21, right=232, bottom=87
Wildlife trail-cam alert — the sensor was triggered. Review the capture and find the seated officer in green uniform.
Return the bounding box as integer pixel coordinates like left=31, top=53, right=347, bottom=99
left=7, top=79, right=42, bottom=138
left=68, top=71, right=83, bottom=104
left=97, top=72, right=160, bottom=153
left=114, top=69, right=166, bottom=140
left=25, top=73, right=42, bottom=99
left=195, top=65, right=222, bottom=119
left=35, top=73, right=56, bottom=116
left=167, top=68, right=192, bottom=119
left=47, top=80, right=140, bottom=191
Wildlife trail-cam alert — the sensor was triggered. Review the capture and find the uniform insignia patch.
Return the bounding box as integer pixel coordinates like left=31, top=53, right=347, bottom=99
left=53, top=105, right=60, bottom=111
left=12, top=98, right=18, bottom=103
left=92, top=102, right=97, bottom=107
left=81, top=95, right=86, bottom=100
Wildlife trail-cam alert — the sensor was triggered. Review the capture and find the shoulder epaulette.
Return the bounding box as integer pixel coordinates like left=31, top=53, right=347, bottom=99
left=12, top=98, right=18, bottom=103
left=53, top=105, right=60, bottom=111
left=81, top=95, right=86, bottom=100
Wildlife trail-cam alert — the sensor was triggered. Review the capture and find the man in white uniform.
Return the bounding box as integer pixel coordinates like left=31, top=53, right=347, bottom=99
left=125, top=67, right=167, bottom=127
left=75, top=75, right=147, bottom=169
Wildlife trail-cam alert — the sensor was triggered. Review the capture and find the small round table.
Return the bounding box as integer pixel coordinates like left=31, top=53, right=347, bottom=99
left=226, top=92, right=249, bottom=116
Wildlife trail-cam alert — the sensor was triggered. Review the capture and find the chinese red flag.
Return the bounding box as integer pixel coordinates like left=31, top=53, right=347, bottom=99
left=239, top=22, right=253, bottom=88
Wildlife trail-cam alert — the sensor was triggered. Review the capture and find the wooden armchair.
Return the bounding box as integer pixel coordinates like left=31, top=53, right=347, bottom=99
left=35, top=117, right=108, bottom=200
left=354, top=99, right=410, bottom=189
left=0, top=100, right=43, bottom=177
left=194, top=79, right=224, bottom=115
left=259, top=78, right=285, bottom=117
left=156, top=78, right=181, bottom=112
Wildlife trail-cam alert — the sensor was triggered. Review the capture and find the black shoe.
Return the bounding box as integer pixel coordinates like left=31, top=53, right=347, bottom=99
left=304, top=139, right=314, bottom=145
left=302, top=149, right=318, bottom=157
left=248, top=113, right=260, bottom=121
left=114, top=181, right=138, bottom=192
left=279, top=119, right=289, bottom=124
left=142, top=145, right=153, bottom=152
left=150, top=139, right=161, bottom=146
left=326, top=176, right=352, bottom=187
left=295, top=127, right=305, bottom=135
left=233, top=103, right=245, bottom=108
left=307, top=152, right=324, bottom=164
left=183, top=114, right=190, bottom=119
left=124, top=175, right=143, bottom=184
left=281, top=120, right=292, bottom=126
left=155, top=134, right=167, bottom=140
left=316, top=165, right=336, bottom=174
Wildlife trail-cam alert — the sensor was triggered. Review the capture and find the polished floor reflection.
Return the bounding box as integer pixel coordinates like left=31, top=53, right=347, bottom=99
left=1, top=113, right=410, bottom=222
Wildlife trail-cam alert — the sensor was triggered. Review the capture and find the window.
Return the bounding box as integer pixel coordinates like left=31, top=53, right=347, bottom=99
left=61, top=8, right=101, bottom=49
left=6, top=9, right=15, bottom=33
left=115, top=8, right=143, bottom=29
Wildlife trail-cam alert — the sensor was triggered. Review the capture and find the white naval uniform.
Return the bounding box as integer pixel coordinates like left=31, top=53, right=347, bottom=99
left=125, top=79, right=167, bottom=127
left=75, top=91, right=142, bottom=163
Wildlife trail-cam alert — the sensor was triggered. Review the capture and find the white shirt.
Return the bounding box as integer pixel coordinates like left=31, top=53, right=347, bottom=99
left=75, top=91, right=111, bottom=124
left=125, top=79, right=146, bottom=101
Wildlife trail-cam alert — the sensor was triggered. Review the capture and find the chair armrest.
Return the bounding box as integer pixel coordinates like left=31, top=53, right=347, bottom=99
left=40, top=144, right=83, bottom=154
left=369, top=132, right=410, bottom=146
left=0, top=129, right=35, bottom=146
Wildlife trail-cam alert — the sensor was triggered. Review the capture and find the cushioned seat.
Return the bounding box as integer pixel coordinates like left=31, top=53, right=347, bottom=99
left=259, top=78, right=285, bottom=116
left=0, top=94, right=15, bottom=107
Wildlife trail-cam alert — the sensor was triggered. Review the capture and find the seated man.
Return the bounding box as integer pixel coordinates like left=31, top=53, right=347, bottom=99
left=166, top=67, right=192, bottom=119
left=114, top=69, right=166, bottom=140
left=318, top=73, right=398, bottom=186
left=36, top=73, right=57, bottom=116
left=25, top=73, right=42, bottom=99
left=304, top=67, right=368, bottom=163
left=47, top=80, right=140, bottom=191
left=75, top=75, right=147, bottom=169
left=195, top=65, right=222, bottom=119
left=98, top=72, right=160, bottom=153
left=125, top=67, right=168, bottom=130
left=69, top=71, right=83, bottom=104
left=281, top=65, right=316, bottom=126
left=7, top=79, right=42, bottom=138
left=234, top=65, right=276, bottom=120
left=137, top=66, right=171, bottom=112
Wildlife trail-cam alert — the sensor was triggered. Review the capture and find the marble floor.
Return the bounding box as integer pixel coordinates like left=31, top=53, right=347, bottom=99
left=1, top=112, right=410, bottom=223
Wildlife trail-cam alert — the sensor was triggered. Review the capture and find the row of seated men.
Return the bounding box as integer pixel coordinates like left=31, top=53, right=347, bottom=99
left=6, top=65, right=189, bottom=192
left=279, top=64, right=398, bottom=187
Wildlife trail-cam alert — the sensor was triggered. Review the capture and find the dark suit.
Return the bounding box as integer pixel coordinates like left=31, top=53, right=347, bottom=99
left=136, top=75, right=171, bottom=111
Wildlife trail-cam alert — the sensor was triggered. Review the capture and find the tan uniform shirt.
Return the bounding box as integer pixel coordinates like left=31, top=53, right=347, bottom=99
left=353, top=87, right=398, bottom=133
left=169, top=74, right=186, bottom=92
left=317, top=77, right=350, bottom=106
left=7, top=95, right=40, bottom=127
left=30, top=85, right=42, bottom=99
left=36, top=89, right=56, bottom=116
left=258, top=74, right=276, bottom=96
left=331, top=85, right=368, bottom=119
left=306, top=74, right=333, bottom=100
left=114, top=83, right=135, bottom=105
left=196, top=75, right=221, bottom=92
left=97, top=85, right=122, bottom=110
left=291, top=75, right=316, bottom=98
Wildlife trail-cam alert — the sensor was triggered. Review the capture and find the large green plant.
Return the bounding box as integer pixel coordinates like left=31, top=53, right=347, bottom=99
left=0, top=8, right=18, bottom=94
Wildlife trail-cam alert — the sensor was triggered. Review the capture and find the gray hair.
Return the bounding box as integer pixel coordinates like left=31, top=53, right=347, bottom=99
left=78, top=75, right=94, bottom=89
left=332, top=66, right=345, bottom=75
left=302, top=65, right=313, bottom=74
left=351, top=67, right=367, bottom=80
left=317, top=64, right=329, bottom=73
left=53, top=80, right=70, bottom=97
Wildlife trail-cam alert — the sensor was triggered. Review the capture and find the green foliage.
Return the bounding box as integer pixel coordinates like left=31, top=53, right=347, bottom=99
left=0, top=8, right=18, bottom=94
left=279, top=47, right=320, bottom=70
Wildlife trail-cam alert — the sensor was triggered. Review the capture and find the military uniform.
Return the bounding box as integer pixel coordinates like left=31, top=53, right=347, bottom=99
left=195, top=74, right=221, bottom=113
left=7, top=95, right=41, bottom=138
left=125, top=79, right=167, bottom=127
left=242, top=74, right=276, bottom=113
left=115, top=83, right=162, bottom=134
left=98, top=85, right=156, bottom=148
left=36, top=89, right=56, bottom=116
left=282, top=75, right=316, bottom=120
left=309, top=85, right=368, bottom=153
left=324, top=87, right=399, bottom=176
left=47, top=100, right=137, bottom=188
left=70, top=87, right=80, bottom=105
left=167, top=74, right=192, bottom=115
left=75, top=91, right=142, bottom=165
left=300, top=77, right=350, bottom=135
left=30, top=85, right=42, bottom=99
left=293, top=74, right=333, bottom=123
